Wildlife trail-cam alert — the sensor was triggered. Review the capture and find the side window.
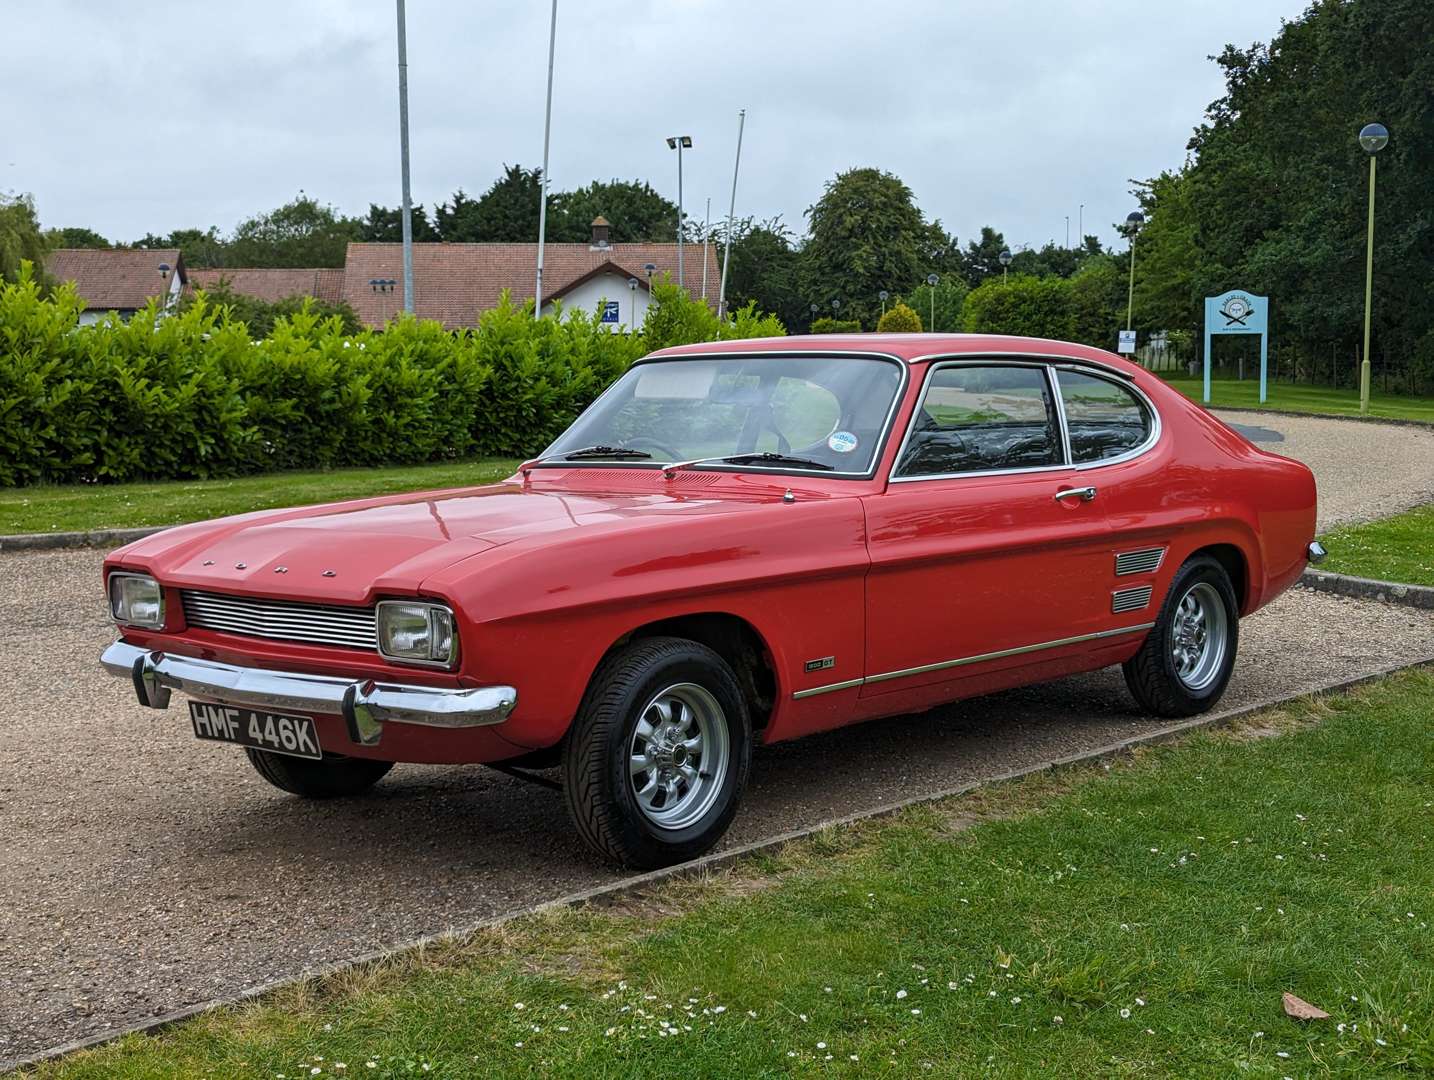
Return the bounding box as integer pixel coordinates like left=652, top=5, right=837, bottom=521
left=895, top=365, right=1061, bottom=478
left=1057, top=370, right=1154, bottom=463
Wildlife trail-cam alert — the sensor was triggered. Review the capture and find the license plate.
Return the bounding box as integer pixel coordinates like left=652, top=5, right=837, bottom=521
left=188, top=700, right=322, bottom=760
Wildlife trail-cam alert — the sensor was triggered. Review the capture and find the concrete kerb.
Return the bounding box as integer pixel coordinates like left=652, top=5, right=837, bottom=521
left=10, top=652, right=1434, bottom=1075
left=1299, top=568, right=1434, bottom=610
left=0, top=526, right=168, bottom=553
left=1202, top=403, right=1434, bottom=432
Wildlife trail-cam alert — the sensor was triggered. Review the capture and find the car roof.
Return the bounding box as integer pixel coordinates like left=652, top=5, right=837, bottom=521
left=648, top=332, right=1142, bottom=377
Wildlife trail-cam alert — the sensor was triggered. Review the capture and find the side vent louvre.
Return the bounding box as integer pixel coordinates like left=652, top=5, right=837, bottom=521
left=1115, top=547, right=1166, bottom=576
left=1112, top=585, right=1154, bottom=614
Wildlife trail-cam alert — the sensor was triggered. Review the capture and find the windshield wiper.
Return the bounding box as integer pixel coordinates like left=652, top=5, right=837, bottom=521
left=723, top=452, right=834, bottom=470
left=561, top=445, right=654, bottom=461
left=664, top=451, right=834, bottom=475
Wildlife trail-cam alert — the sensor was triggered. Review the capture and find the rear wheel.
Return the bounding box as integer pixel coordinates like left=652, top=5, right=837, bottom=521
left=246, top=748, right=393, bottom=798
left=562, top=637, right=752, bottom=869
left=1123, top=555, right=1239, bottom=718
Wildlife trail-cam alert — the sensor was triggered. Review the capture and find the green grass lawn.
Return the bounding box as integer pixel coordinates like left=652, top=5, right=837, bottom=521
left=0, top=459, right=522, bottom=536
left=1163, top=376, right=1434, bottom=424
left=1320, top=503, right=1434, bottom=587
left=40, top=669, right=1434, bottom=1078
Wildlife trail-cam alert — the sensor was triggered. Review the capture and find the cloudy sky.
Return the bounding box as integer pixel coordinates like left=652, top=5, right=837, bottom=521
left=10, top=0, right=1304, bottom=252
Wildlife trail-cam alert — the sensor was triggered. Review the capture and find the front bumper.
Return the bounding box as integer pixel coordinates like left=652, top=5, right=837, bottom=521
left=100, top=640, right=517, bottom=748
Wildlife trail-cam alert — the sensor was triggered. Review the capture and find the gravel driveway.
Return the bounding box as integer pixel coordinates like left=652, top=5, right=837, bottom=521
left=3, top=411, right=1431, bottom=1065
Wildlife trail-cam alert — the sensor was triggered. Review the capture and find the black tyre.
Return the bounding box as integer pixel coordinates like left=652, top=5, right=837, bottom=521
left=246, top=749, right=394, bottom=798
left=562, top=636, right=752, bottom=870
left=1123, top=555, right=1240, bottom=718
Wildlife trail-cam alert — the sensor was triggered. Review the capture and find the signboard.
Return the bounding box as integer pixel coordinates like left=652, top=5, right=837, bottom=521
left=601, top=300, right=621, bottom=325
left=1117, top=329, right=1137, bottom=354
left=1203, top=290, right=1270, bottom=404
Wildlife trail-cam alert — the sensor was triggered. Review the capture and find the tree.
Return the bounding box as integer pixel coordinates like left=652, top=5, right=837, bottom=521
left=442, top=164, right=544, bottom=242
left=799, top=168, right=933, bottom=329
left=960, top=226, right=1009, bottom=287
left=358, top=203, right=438, bottom=243
left=0, top=194, right=50, bottom=286
left=551, top=179, right=678, bottom=243
left=1068, top=256, right=1124, bottom=349
left=1142, top=0, right=1434, bottom=389
left=877, top=301, right=922, bottom=333
left=715, top=216, right=805, bottom=331
left=48, top=226, right=110, bottom=249
left=1009, top=242, right=1083, bottom=279
left=227, top=195, right=360, bottom=268
left=961, top=276, right=1075, bottom=340
left=133, top=227, right=229, bottom=267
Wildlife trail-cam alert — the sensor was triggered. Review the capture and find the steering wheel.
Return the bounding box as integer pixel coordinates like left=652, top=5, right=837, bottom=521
left=620, top=437, right=683, bottom=460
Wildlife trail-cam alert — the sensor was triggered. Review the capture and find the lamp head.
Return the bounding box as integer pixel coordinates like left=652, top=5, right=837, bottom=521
left=1358, top=122, right=1389, bottom=154
left=998, top=248, right=1012, bottom=267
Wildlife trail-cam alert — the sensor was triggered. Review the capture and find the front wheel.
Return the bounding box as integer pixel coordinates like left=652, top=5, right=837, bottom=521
left=562, top=637, right=752, bottom=869
left=1123, top=555, right=1240, bottom=718
left=246, top=748, right=393, bottom=798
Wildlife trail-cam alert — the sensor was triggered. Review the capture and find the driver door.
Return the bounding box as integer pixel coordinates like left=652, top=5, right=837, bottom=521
left=861, top=361, right=1116, bottom=701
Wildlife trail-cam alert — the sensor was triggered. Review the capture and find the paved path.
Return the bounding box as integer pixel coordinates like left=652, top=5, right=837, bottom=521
left=3, top=411, right=1432, bottom=1064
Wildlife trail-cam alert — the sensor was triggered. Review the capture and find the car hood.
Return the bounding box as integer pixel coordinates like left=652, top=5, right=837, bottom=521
left=110, top=473, right=808, bottom=603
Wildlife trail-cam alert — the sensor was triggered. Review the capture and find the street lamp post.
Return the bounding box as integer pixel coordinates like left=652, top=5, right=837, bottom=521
left=644, top=261, right=656, bottom=299
left=1078, top=204, right=1084, bottom=250
left=810, top=302, right=819, bottom=326
left=534, top=0, right=559, bottom=316
left=1065, top=215, right=1070, bottom=249
left=1358, top=122, right=1388, bottom=414
left=395, top=0, right=416, bottom=314
left=628, top=277, right=639, bottom=333
left=879, top=289, right=889, bottom=319
left=926, top=273, right=939, bottom=331
left=1125, top=211, right=1144, bottom=332
left=666, top=135, right=693, bottom=288
left=998, top=248, right=1012, bottom=284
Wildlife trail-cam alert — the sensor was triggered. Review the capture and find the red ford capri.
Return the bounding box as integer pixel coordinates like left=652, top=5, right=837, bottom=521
left=101, top=334, right=1321, bottom=868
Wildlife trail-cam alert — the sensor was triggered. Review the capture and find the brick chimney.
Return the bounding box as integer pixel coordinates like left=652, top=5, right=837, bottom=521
left=590, top=216, right=611, bottom=249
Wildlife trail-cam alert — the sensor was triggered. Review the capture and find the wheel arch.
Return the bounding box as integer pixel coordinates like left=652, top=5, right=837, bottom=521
left=1188, top=541, right=1251, bottom=614
left=604, top=611, right=779, bottom=732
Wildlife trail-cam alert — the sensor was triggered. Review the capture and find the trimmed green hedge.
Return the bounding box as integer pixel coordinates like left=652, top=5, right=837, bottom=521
left=0, top=269, right=783, bottom=486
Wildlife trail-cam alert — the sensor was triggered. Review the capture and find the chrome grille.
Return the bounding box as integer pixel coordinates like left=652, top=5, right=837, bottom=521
left=1115, top=547, right=1165, bottom=576
left=181, top=590, right=377, bottom=650
left=1111, top=585, right=1154, bottom=614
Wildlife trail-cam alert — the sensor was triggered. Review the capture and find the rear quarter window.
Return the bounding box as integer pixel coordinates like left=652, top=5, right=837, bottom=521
left=1057, top=370, right=1154, bottom=463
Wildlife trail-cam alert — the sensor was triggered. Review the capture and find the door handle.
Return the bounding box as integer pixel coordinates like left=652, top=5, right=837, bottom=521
left=1054, top=486, right=1098, bottom=503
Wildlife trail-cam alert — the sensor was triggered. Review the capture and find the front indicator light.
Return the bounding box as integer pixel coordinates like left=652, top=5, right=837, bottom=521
left=376, top=601, right=457, bottom=667
left=109, top=573, right=165, bottom=629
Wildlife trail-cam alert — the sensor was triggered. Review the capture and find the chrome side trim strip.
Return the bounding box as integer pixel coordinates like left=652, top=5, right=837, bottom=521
left=100, top=640, right=516, bottom=747
left=791, top=677, right=865, bottom=700
left=790, top=623, right=1156, bottom=699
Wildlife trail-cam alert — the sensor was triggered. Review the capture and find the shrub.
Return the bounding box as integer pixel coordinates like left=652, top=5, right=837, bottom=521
left=960, top=275, right=1076, bottom=341
left=809, top=317, right=862, bottom=335
left=877, top=301, right=922, bottom=333
left=180, top=279, right=363, bottom=337
left=0, top=267, right=786, bottom=486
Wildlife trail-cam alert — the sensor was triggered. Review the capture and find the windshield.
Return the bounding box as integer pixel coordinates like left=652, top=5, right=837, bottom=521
left=542, top=355, right=904, bottom=474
